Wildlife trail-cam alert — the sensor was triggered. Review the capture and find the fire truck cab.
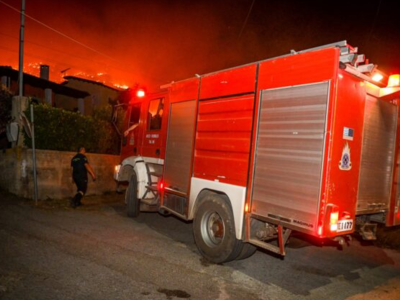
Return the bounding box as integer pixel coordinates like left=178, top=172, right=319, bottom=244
left=114, top=41, right=400, bottom=263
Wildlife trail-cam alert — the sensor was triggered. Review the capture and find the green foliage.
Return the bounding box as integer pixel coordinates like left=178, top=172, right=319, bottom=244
left=23, top=104, right=123, bottom=154
left=0, top=86, right=13, bottom=133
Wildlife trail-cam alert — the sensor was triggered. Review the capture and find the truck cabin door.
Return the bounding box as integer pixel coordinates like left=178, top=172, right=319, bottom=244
left=124, top=102, right=142, bottom=155
left=143, top=97, right=165, bottom=159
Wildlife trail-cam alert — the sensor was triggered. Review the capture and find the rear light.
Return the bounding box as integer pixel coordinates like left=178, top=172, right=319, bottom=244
left=388, top=74, right=400, bottom=87
left=244, top=203, right=249, bottom=213
left=330, top=210, right=339, bottom=232
left=322, top=204, right=350, bottom=236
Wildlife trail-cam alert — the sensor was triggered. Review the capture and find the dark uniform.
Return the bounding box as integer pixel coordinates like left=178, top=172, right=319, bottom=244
left=71, top=153, right=89, bottom=206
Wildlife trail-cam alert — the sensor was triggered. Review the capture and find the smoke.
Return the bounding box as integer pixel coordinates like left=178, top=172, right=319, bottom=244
left=1, top=0, right=254, bottom=88
left=1, top=0, right=400, bottom=90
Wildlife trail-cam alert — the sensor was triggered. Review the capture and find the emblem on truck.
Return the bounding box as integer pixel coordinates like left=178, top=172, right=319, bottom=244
left=339, top=142, right=352, bottom=170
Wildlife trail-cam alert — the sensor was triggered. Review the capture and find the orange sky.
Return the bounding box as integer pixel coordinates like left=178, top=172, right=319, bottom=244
left=1, top=0, right=400, bottom=92
left=1, top=0, right=243, bottom=90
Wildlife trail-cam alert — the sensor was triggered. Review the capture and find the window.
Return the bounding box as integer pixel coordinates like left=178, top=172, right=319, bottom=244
left=148, top=98, right=164, bottom=130
left=129, top=103, right=141, bottom=126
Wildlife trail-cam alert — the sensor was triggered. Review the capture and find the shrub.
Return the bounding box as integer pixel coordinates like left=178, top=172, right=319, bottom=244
left=23, top=103, right=123, bottom=154
left=0, top=86, right=13, bottom=134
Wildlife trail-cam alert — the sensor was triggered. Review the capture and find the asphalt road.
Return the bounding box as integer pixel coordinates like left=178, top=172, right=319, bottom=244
left=0, top=191, right=399, bottom=300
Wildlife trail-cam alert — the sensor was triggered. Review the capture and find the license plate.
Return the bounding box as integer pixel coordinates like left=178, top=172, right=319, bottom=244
left=337, top=220, right=353, bottom=232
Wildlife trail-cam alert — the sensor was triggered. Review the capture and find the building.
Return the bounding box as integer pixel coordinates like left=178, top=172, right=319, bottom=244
left=0, top=66, right=89, bottom=113
left=62, top=76, right=121, bottom=115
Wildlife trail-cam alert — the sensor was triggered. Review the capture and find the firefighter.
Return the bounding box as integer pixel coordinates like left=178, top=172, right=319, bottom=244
left=70, top=147, right=96, bottom=208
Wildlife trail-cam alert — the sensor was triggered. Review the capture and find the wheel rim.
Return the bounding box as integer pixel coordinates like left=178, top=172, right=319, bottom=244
left=200, top=211, right=225, bottom=247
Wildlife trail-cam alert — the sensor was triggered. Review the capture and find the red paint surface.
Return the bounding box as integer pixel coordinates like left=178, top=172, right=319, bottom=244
left=120, top=91, right=168, bottom=162
left=257, top=48, right=338, bottom=91
left=119, top=45, right=400, bottom=237
left=388, top=100, right=400, bottom=226
left=321, top=70, right=368, bottom=237
left=194, top=94, right=255, bottom=186
left=200, top=64, right=257, bottom=99
left=248, top=48, right=340, bottom=237
left=169, top=78, right=200, bottom=103
left=250, top=48, right=399, bottom=237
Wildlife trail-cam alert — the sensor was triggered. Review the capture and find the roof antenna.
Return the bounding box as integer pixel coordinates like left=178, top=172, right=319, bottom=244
left=61, top=67, right=71, bottom=77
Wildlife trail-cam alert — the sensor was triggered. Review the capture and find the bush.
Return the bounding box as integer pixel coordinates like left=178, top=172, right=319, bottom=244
left=0, top=86, right=13, bottom=134
left=23, top=103, right=122, bottom=154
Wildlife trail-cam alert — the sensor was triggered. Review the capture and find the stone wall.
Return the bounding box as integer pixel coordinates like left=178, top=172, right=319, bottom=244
left=0, top=148, right=120, bottom=200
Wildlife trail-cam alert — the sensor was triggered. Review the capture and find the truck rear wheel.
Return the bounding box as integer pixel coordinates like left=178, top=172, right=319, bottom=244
left=126, top=172, right=140, bottom=218
left=193, top=194, right=243, bottom=263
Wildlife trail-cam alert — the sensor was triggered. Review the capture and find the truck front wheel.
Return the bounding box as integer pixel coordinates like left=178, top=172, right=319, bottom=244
left=235, top=242, right=257, bottom=260
left=193, top=194, right=243, bottom=263
left=126, top=172, right=140, bottom=218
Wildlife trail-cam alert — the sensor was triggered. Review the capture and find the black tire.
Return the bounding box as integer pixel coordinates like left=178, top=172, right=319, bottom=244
left=126, top=173, right=140, bottom=218
left=235, top=242, right=257, bottom=261
left=116, top=182, right=124, bottom=194
left=193, top=194, right=243, bottom=264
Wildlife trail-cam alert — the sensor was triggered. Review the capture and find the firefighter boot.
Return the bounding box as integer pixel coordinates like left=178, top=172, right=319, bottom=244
left=71, top=192, right=83, bottom=208
left=75, top=192, right=83, bottom=207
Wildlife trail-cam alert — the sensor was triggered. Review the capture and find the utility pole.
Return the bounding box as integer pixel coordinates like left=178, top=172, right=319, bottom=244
left=18, top=0, right=25, bottom=96
left=17, top=0, right=38, bottom=203
left=31, top=104, right=38, bottom=204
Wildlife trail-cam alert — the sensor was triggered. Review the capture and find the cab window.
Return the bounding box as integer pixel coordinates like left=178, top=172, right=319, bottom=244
left=129, top=103, right=141, bottom=126
left=148, top=98, right=164, bottom=130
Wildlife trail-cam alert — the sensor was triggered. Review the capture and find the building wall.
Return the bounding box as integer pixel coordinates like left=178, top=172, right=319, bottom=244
left=0, top=148, right=120, bottom=200
left=63, top=79, right=119, bottom=114
left=54, top=94, right=80, bottom=112
left=8, top=79, right=59, bottom=106
left=10, top=80, right=45, bottom=100
left=5, top=77, right=84, bottom=110
left=5, top=76, right=120, bottom=115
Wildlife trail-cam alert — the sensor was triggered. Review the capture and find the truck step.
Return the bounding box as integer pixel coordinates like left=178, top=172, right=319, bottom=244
left=141, top=198, right=158, bottom=206
left=146, top=185, right=158, bottom=191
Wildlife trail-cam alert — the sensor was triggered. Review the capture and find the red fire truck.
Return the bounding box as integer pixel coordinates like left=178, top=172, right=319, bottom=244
left=114, top=41, right=400, bottom=263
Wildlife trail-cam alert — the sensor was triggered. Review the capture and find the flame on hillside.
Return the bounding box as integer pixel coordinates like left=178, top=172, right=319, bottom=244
left=10, top=62, right=130, bottom=90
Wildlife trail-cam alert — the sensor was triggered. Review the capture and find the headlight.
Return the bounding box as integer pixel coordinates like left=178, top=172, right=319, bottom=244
left=114, top=165, right=121, bottom=179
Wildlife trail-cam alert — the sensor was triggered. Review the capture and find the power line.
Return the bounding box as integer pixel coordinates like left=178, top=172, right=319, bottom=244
left=0, top=31, right=146, bottom=81
left=0, top=45, right=140, bottom=87
left=238, top=0, right=256, bottom=39
left=366, top=0, right=383, bottom=46
left=0, top=0, right=119, bottom=63
left=0, top=32, right=100, bottom=64
left=0, top=44, right=90, bottom=72
left=0, top=0, right=164, bottom=84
